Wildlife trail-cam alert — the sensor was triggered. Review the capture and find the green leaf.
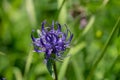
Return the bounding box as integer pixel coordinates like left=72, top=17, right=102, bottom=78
left=13, top=67, right=23, bottom=80
left=46, top=59, right=53, bottom=75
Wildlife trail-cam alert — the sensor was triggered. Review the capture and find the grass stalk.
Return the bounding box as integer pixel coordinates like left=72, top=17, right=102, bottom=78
left=86, top=17, right=120, bottom=80
left=53, top=61, right=58, bottom=80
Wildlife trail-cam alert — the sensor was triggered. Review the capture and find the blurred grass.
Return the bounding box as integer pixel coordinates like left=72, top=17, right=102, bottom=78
left=13, top=67, right=23, bottom=80
left=0, top=0, right=120, bottom=80
left=0, top=51, right=6, bottom=55
left=86, top=16, right=120, bottom=80
left=58, top=42, right=86, bottom=80
left=24, top=46, right=33, bottom=80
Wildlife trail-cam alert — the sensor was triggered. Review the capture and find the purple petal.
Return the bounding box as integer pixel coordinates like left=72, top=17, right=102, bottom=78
left=33, top=38, right=41, bottom=47
left=40, top=38, right=45, bottom=47
left=34, top=47, right=43, bottom=53
left=51, top=20, right=54, bottom=30
left=47, top=33, right=58, bottom=44
left=56, top=40, right=65, bottom=51
left=69, top=34, right=73, bottom=42
left=65, top=25, right=73, bottom=42
left=31, top=30, right=35, bottom=42
left=64, top=24, right=69, bottom=37
left=46, top=49, right=52, bottom=57
left=57, top=23, right=61, bottom=32
left=52, top=34, right=58, bottom=43
left=61, top=33, right=66, bottom=41
left=46, top=34, right=52, bottom=42
left=41, top=21, right=46, bottom=35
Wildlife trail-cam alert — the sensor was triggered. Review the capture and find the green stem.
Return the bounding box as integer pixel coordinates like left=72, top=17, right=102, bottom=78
left=24, top=47, right=33, bottom=80
left=53, top=61, right=58, bottom=80
left=103, top=55, right=120, bottom=79
left=86, top=17, right=120, bottom=80
left=55, top=0, right=66, bottom=20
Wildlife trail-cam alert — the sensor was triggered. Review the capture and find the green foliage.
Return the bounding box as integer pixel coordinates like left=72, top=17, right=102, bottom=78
left=46, top=59, right=53, bottom=76
left=0, top=0, right=120, bottom=80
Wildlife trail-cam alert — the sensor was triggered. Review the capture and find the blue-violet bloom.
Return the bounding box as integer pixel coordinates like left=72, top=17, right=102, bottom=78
left=31, top=21, right=73, bottom=61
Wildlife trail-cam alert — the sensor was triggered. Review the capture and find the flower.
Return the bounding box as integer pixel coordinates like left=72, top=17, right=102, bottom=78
left=31, top=21, right=73, bottom=61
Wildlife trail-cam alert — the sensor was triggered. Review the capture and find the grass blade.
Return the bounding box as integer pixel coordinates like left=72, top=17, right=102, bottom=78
left=86, top=16, right=120, bottom=80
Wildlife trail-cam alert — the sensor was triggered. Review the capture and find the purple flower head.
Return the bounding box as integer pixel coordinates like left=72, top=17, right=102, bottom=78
left=31, top=20, right=73, bottom=61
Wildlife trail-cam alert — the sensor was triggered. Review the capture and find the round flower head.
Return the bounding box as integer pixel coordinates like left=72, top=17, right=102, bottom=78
left=31, top=21, right=73, bottom=61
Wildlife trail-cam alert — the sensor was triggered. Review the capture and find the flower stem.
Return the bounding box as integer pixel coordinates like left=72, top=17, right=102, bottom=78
left=86, top=17, right=120, bottom=80
left=53, top=61, right=58, bottom=80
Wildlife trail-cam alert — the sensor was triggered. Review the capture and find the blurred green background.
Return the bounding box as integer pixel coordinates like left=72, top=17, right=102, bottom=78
left=0, top=0, right=120, bottom=80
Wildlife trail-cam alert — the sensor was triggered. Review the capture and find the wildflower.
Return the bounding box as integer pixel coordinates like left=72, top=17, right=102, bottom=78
left=31, top=21, right=73, bottom=61
left=80, top=16, right=87, bottom=28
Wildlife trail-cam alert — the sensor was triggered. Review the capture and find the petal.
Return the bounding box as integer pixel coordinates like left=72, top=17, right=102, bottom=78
left=40, top=37, right=52, bottom=49
left=52, top=34, right=58, bottom=43
left=69, top=34, right=73, bottom=42
left=60, top=33, right=66, bottom=41
left=56, top=22, right=62, bottom=32
left=48, top=33, right=58, bottom=44
left=45, top=49, right=53, bottom=58
left=48, top=49, right=53, bottom=55
left=34, top=46, right=43, bottom=53
left=41, top=21, right=46, bottom=35
left=34, top=49, right=43, bottom=53
left=51, top=20, right=54, bottom=30
left=56, top=40, right=65, bottom=51
left=40, top=38, right=45, bottom=47
left=31, top=30, right=35, bottom=42
left=33, top=38, right=41, bottom=47
left=65, top=24, right=73, bottom=42
left=64, top=24, right=69, bottom=38
left=45, top=43, right=52, bottom=49
left=45, top=34, right=52, bottom=43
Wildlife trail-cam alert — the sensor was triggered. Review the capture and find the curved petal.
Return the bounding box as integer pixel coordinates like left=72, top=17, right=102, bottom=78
left=41, top=21, right=46, bottom=35
left=40, top=38, right=45, bottom=47
left=64, top=24, right=69, bottom=38
left=45, top=34, right=52, bottom=43
left=33, top=38, right=41, bottom=47
left=61, top=33, right=66, bottom=41
left=52, top=34, right=58, bottom=44
left=45, top=49, right=53, bottom=58
left=34, top=46, right=43, bottom=53
left=51, top=20, right=54, bottom=30
left=56, top=22, right=62, bottom=32
left=31, top=30, right=35, bottom=42
left=65, top=24, right=73, bottom=42
left=69, top=34, right=73, bottom=42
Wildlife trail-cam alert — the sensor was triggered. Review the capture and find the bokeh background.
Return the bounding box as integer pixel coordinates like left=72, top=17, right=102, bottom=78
left=0, top=0, right=120, bottom=80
